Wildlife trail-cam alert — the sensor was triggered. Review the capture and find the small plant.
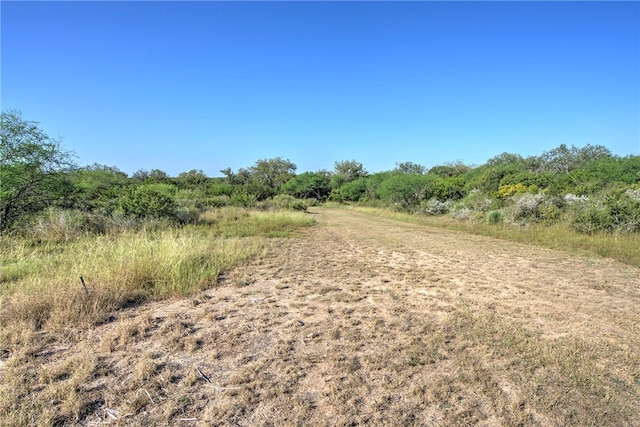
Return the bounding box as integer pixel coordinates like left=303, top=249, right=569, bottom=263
left=451, top=206, right=473, bottom=221
left=486, top=210, right=504, bottom=225
left=422, top=198, right=449, bottom=215
left=514, top=193, right=545, bottom=220
left=461, top=189, right=493, bottom=212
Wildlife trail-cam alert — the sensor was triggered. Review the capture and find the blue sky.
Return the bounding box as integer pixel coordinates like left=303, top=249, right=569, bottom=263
left=2, top=1, right=639, bottom=177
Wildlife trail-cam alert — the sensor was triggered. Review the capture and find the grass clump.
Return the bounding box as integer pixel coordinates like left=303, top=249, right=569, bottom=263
left=486, top=210, right=504, bottom=225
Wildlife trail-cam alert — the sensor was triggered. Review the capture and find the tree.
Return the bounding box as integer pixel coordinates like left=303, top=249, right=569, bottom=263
left=1, top=110, right=76, bottom=231
left=333, top=160, right=367, bottom=183
left=222, top=158, right=297, bottom=200
left=68, top=163, right=128, bottom=211
left=176, top=169, right=207, bottom=187
left=280, top=171, right=331, bottom=200
left=132, top=169, right=151, bottom=182
left=376, top=174, right=432, bottom=208
left=132, top=169, right=168, bottom=183
left=249, top=157, right=297, bottom=197
left=537, top=144, right=612, bottom=175
left=149, top=169, right=169, bottom=182
left=428, top=161, right=471, bottom=177
left=395, top=161, right=426, bottom=175
left=486, top=152, right=525, bottom=168
left=118, top=183, right=178, bottom=219
left=330, top=177, right=368, bottom=202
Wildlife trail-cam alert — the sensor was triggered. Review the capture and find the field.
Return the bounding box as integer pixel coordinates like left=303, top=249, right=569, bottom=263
left=1, top=207, right=639, bottom=426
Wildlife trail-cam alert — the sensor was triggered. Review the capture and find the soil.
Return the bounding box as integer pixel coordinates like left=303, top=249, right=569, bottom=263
left=4, top=207, right=640, bottom=426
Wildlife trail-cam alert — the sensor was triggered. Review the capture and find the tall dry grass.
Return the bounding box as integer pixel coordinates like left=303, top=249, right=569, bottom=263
left=0, top=208, right=314, bottom=349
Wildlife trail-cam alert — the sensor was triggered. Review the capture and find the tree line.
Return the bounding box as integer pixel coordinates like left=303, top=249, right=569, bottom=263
left=2, top=110, right=639, bottom=234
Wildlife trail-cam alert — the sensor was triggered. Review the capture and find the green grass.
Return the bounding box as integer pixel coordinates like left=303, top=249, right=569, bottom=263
left=200, top=206, right=315, bottom=237
left=0, top=208, right=315, bottom=342
left=346, top=205, right=640, bottom=267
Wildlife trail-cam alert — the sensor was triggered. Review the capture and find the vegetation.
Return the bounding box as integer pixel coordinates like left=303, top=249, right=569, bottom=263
left=1, top=110, right=75, bottom=231
left=1, top=110, right=639, bottom=425
left=0, top=207, right=314, bottom=365
left=2, top=110, right=638, bottom=239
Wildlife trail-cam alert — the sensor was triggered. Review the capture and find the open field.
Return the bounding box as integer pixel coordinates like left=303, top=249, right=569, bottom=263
left=1, top=207, right=639, bottom=425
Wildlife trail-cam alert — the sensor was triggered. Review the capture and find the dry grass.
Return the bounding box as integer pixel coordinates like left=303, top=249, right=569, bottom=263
left=1, top=206, right=639, bottom=425
left=0, top=208, right=313, bottom=328
left=348, top=205, right=640, bottom=267
left=0, top=209, right=315, bottom=426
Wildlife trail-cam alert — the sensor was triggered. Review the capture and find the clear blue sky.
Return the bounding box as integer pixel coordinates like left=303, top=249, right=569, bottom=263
left=2, top=1, right=639, bottom=177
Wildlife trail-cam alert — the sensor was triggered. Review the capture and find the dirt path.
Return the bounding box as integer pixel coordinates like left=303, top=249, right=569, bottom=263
left=5, top=207, right=640, bottom=426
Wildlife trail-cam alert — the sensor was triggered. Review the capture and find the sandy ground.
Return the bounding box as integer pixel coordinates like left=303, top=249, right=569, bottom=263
left=3, top=207, right=640, bottom=426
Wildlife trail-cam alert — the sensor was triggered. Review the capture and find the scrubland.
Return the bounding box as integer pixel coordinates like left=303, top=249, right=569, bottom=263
left=2, top=207, right=639, bottom=426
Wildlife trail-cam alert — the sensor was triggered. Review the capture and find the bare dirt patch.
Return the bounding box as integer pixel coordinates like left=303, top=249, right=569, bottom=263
left=2, top=207, right=639, bottom=426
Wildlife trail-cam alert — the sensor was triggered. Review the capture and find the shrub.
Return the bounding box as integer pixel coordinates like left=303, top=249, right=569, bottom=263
left=606, top=192, right=640, bottom=233
left=486, top=210, right=504, bottom=225
left=514, top=193, right=545, bottom=219
left=498, top=183, right=539, bottom=198
left=564, top=193, right=589, bottom=206
left=229, top=190, right=258, bottom=208
left=207, top=195, right=230, bottom=208
left=303, top=198, right=319, bottom=207
left=538, top=203, right=562, bottom=225
left=331, top=177, right=368, bottom=203
left=571, top=202, right=610, bottom=234
left=269, top=194, right=307, bottom=211
left=571, top=192, right=640, bottom=234
left=626, top=188, right=640, bottom=202
left=431, top=176, right=467, bottom=201
left=451, top=206, right=474, bottom=221
left=118, top=184, right=178, bottom=219
left=422, top=198, right=450, bottom=215
left=174, top=207, right=201, bottom=224
left=461, top=189, right=493, bottom=212
left=375, top=174, right=431, bottom=208
left=84, top=211, right=139, bottom=234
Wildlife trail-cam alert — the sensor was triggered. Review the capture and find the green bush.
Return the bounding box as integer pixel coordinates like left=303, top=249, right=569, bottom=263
left=280, top=171, right=331, bottom=200
left=606, top=192, right=640, bottom=233
left=431, top=176, right=467, bottom=201
left=229, top=190, right=258, bottom=208
left=331, top=177, right=368, bottom=203
left=571, top=203, right=611, bottom=234
left=269, top=194, right=307, bottom=211
left=486, top=210, right=504, bottom=225
left=375, top=174, right=431, bottom=208
left=118, top=183, right=178, bottom=219
left=571, top=191, right=640, bottom=234
left=207, top=195, right=230, bottom=208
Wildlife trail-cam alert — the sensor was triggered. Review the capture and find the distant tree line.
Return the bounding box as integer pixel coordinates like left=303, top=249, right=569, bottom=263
left=2, top=109, right=639, bottom=234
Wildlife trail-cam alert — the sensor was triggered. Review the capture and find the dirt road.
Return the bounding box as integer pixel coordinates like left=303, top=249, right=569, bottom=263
left=8, top=207, right=640, bottom=425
